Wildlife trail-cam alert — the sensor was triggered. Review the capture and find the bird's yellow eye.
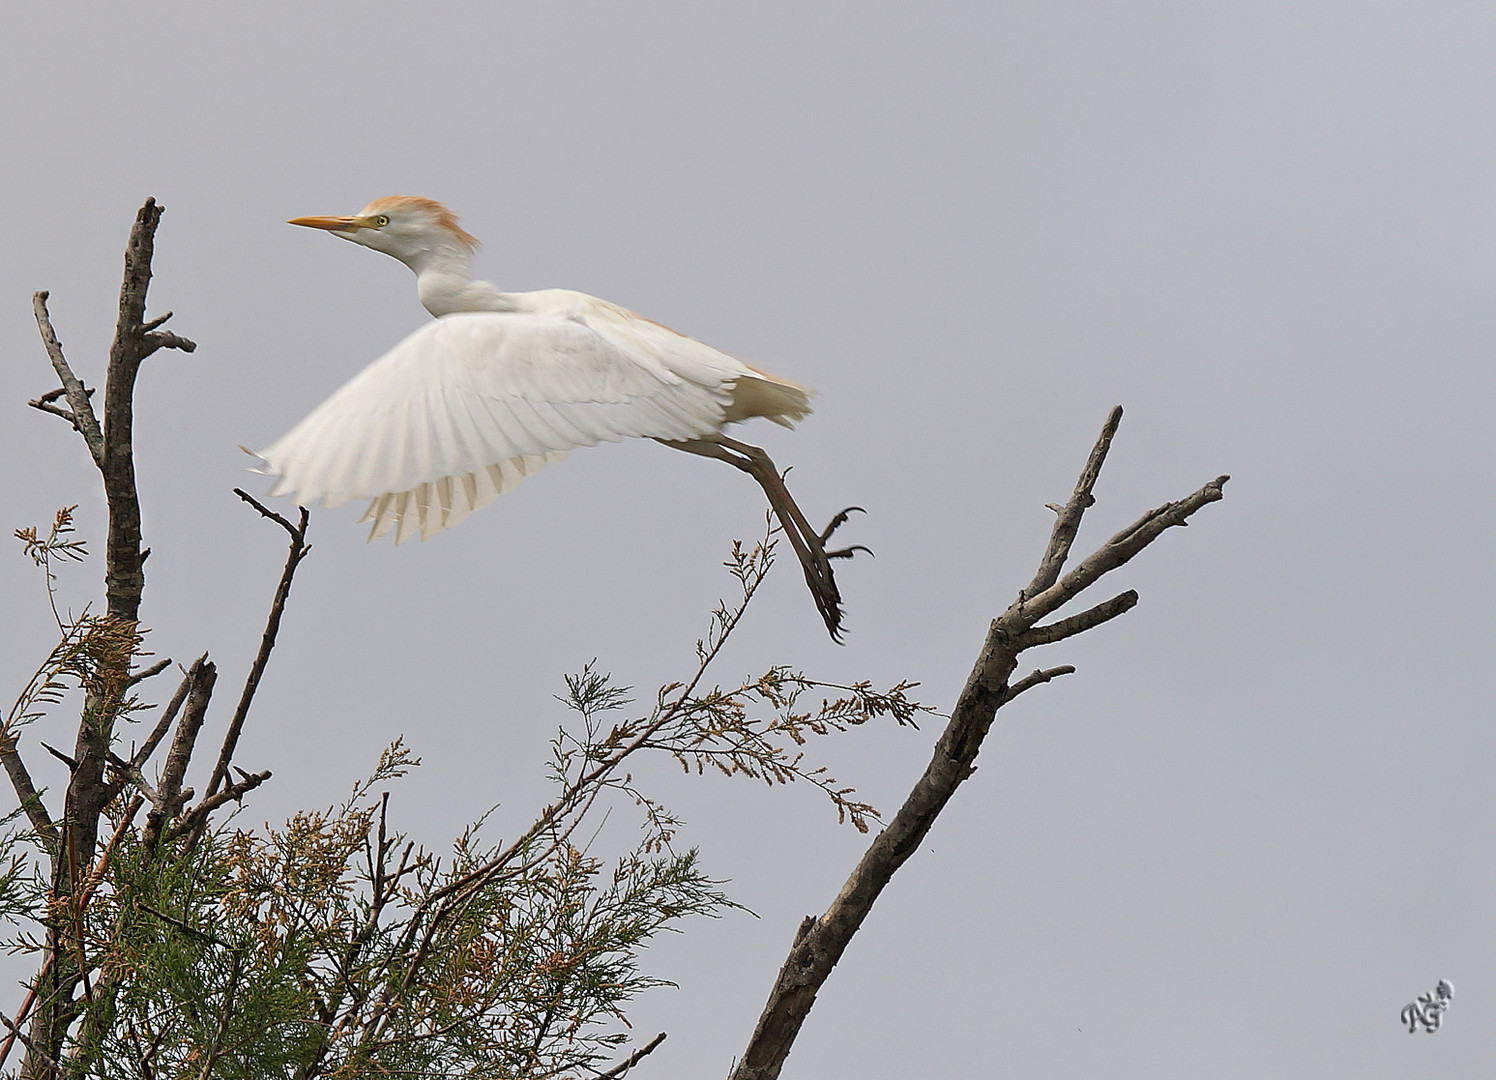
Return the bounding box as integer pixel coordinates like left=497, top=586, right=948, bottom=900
left=373, top=215, right=390, bottom=227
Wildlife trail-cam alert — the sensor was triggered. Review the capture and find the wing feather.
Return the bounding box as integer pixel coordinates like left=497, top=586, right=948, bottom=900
left=256, top=301, right=810, bottom=542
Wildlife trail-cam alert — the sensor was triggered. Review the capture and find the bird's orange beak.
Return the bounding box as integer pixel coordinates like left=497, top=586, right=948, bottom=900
left=288, top=214, right=368, bottom=232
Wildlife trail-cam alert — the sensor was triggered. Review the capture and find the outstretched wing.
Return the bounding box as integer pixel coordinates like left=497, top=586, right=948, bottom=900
left=255, top=307, right=808, bottom=543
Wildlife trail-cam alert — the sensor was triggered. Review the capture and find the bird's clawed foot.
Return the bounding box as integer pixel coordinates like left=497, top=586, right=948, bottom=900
left=666, top=435, right=869, bottom=642
left=793, top=506, right=872, bottom=643
left=821, top=506, right=873, bottom=561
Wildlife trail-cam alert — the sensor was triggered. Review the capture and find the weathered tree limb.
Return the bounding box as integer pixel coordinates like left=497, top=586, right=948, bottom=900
left=100, top=197, right=196, bottom=625
left=1015, top=479, right=1227, bottom=627
left=1018, top=589, right=1138, bottom=648
left=141, top=661, right=217, bottom=852
left=729, top=407, right=1228, bottom=1080
left=21, top=200, right=307, bottom=1080
left=102, top=656, right=207, bottom=805
left=1027, top=404, right=1123, bottom=595
left=42, top=199, right=199, bottom=897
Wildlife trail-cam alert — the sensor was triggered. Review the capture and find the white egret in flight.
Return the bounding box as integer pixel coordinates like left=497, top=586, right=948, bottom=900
left=256, top=197, right=865, bottom=638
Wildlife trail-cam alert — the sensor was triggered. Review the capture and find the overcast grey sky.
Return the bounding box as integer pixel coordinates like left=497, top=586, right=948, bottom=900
left=4, top=2, right=1494, bottom=1076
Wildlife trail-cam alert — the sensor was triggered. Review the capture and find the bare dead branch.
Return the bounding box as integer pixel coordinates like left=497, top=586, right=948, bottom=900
left=51, top=198, right=196, bottom=923
left=138, top=330, right=196, bottom=360
left=26, top=400, right=80, bottom=429
left=1015, top=475, right=1228, bottom=626
left=105, top=753, right=159, bottom=805
left=31, top=292, right=103, bottom=466
left=1002, top=665, right=1077, bottom=703
left=729, top=410, right=1228, bottom=1080
left=594, top=1032, right=667, bottom=1078
left=0, top=723, right=55, bottom=846
left=126, top=658, right=171, bottom=688
left=23, top=199, right=207, bottom=1078
left=232, top=488, right=304, bottom=536
left=39, top=744, right=78, bottom=772
left=203, top=493, right=311, bottom=803
left=142, top=660, right=217, bottom=852
left=1018, top=590, right=1139, bottom=648
left=1026, top=404, right=1122, bottom=597
left=165, top=769, right=271, bottom=844
left=104, top=657, right=207, bottom=804
left=101, top=197, right=167, bottom=624
left=132, top=657, right=205, bottom=771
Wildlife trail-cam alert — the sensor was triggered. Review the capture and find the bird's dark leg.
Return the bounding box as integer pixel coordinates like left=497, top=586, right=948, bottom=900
left=662, top=436, right=868, bottom=641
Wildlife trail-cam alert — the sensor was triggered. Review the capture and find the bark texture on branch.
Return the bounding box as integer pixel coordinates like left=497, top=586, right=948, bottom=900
left=729, top=406, right=1228, bottom=1080
left=19, top=199, right=309, bottom=1080
left=24, top=200, right=196, bottom=1080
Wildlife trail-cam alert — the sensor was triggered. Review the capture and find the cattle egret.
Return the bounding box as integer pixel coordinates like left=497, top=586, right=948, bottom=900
left=256, top=196, right=865, bottom=638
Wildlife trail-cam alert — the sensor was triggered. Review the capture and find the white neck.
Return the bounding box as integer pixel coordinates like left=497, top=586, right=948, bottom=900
left=403, top=242, right=517, bottom=316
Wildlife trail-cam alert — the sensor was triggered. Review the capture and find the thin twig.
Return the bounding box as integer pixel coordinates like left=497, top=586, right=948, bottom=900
left=165, top=770, right=271, bottom=844
left=134, top=903, right=231, bottom=949
left=0, top=954, right=53, bottom=1071
left=203, top=493, right=311, bottom=803
left=31, top=291, right=103, bottom=465
left=0, top=1005, right=63, bottom=1074
left=106, top=752, right=159, bottom=804
left=126, top=658, right=172, bottom=687
left=195, top=950, right=242, bottom=1080
left=1002, top=665, right=1077, bottom=703
left=594, top=1032, right=667, bottom=1078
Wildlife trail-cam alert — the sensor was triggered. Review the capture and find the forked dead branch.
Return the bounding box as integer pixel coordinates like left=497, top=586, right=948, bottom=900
left=730, top=407, right=1227, bottom=1080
